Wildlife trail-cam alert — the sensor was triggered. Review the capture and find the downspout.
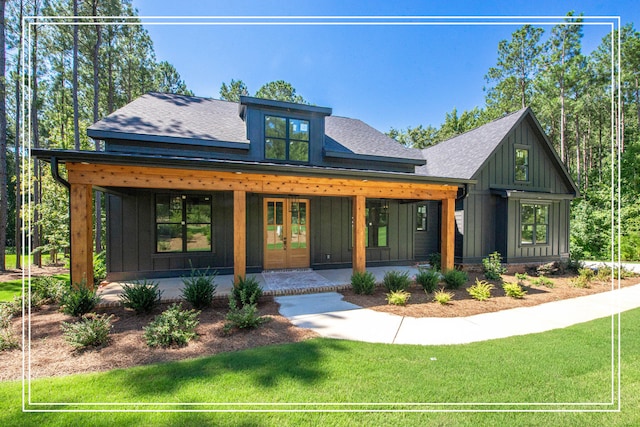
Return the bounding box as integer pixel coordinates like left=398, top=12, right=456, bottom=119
left=50, top=157, right=71, bottom=276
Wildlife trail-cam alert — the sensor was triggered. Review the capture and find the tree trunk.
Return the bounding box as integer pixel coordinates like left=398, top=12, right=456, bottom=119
left=0, top=0, right=8, bottom=271
left=31, top=10, right=41, bottom=267
left=92, top=0, right=102, bottom=253
left=72, top=0, right=80, bottom=150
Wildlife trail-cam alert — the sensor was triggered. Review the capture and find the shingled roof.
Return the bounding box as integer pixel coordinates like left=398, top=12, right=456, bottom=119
left=417, top=108, right=529, bottom=180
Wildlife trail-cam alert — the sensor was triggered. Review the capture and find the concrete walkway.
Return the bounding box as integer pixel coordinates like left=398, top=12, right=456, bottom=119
left=276, top=283, right=640, bottom=345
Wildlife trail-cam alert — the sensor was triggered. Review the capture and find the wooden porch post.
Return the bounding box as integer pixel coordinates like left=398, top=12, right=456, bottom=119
left=233, top=190, right=246, bottom=285
left=70, top=183, right=94, bottom=288
left=441, top=197, right=455, bottom=271
left=352, top=195, right=366, bottom=273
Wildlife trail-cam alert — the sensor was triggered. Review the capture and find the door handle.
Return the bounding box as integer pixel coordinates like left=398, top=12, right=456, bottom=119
left=283, top=236, right=287, bottom=250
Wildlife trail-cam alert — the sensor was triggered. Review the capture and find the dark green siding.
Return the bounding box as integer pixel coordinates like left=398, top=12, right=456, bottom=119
left=460, top=117, right=574, bottom=264
left=414, top=201, right=440, bottom=261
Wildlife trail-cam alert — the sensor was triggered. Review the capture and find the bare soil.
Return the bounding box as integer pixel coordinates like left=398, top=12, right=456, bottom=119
left=1, top=266, right=638, bottom=382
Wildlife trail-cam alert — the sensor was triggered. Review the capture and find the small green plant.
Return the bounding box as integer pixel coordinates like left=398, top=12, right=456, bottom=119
left=595, top=265, right=633, bottom=281
left=383, top=270, right=411, bottom=292
left=232, top=275, right=263, bottom=307
left=60, top=281, right=101, bottom=317
left=415, top=269, right=441, bottom=293
left=531, top=275, right=554, bottom=288
left=144, top=303, right=200, bottom=348
left=120, top=280, right=163, bottom=314
left=428, top=252, right=442, bottom=271
left=181, top=267, right=218, bottom=309
left=503, top=282, right=527, bottom=299
left=570, top=268, right=595, bottom=289
left=433, top=289, right=454, bottom=305
left=385, top=290, right=411, bottom=306
left=482, top=251, right=507, bottom=280
left=1, top=298, right=22, bottom=317
left=442, top=269, right=468, bottom=290
left=515, top=273, right=528, bottom=286
left=32, top=276, right=68, bottom=304
left=467, top=279, right=494, bottom=301
left=61, top=313, right=114, bottom=349
left=350, top=271, right=376, bottom=295
left=93, top=251, right=107, bottom=287
left=223, top=295, right=268, bottom=334
left=0, top=305, right=19, bottom=351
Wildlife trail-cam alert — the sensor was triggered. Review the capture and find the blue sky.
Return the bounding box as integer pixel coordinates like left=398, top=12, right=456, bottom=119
left=132, top=0, right=638, bottom=132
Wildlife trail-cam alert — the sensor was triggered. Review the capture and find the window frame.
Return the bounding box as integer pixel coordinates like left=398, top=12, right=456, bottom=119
left=264, top=114, right=310, bottom=163
left=365, top=199, right=390, bottom=248
left=155, top=194, right=213, bottom=254
left=515, top=145, right=530, bottom=183
left=416, top=203, right=428, bottom=231
left=519, top=202, right=549, bottom=246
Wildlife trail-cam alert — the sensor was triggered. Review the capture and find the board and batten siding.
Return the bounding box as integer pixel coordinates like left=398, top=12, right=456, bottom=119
left=414, top=201, right=441, bottom=261
left=461, top=116, right=574, bottom=264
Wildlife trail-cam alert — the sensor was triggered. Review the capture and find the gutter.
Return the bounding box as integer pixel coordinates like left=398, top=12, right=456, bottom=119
left=50, top=156, right=70, bottom=189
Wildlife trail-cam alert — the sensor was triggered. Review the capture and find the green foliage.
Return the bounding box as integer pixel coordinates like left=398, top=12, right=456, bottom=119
left=34, top=174, right=70, bottom=264
left=232, top=276, right=263, bottom=307
left=31, top=276, right=67, bottom=304
left=503, top=282, right=527, bottom=299
left=482, top=251, right=507, bottom=280
left=467, top=279, right=494, bottom=301
left=570, top=268, right=595, bottom=288
left=219, top=79, right=248, bottom=102
left=153, top=61, right=193, bottom=96
left=595, top=265, right=636, bottom=281
left=429, top=252, right=442, bottom=271
left=387, top=124, right=440, bottom=149
left=60, top=281, right=101, bottom=317
left=382, top=270, right=412, bottom=292
left=119, top=280, right=163, bottom=314
left=223, top=296, right=268, bottom=334
left=531, top=275, right=554, bottom=288
left=433, top=289, right=454, bottom=305
left=181, top=267, right=218, bottom=309
left=61, top=313, right=114, bottom=349
left=93, top=251, right=107, bottom=288
left=515, top=272, right=529, bottom=285
left=415, top=269, right=441, bottom=293
left=0, top=304, right=19, bottom=351
left=442, top=269, right=468, bottom=290
left=385, top=290, right=411, bottom=306
left=350, top=271, right=376, bottom=295
left=144, top=304, right=200, bottom=348
left=1, top=298, right=22, bottom=317
left=255, top=80, right=307, bottom=103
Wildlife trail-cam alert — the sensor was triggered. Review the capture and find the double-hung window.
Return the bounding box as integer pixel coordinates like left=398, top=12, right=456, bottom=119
left=520, top=203, right=548, bottom=245
left=515, top=148, right=529, bottom=182
left=265, top=116, right=309, bottom=162
left=156, top=194, right=212, bottom=253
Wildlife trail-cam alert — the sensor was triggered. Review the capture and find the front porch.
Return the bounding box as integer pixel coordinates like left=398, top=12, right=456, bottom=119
left=97, top=265, right=421, bottom=307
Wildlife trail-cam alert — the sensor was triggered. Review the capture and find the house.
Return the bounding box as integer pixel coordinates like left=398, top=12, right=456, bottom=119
left=33, top=93, right=578, bottom=285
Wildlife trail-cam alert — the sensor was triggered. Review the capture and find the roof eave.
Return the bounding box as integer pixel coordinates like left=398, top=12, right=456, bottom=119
left=87, top=129, right=250, bottom=151
left=323, top=149, right=426, bottom=166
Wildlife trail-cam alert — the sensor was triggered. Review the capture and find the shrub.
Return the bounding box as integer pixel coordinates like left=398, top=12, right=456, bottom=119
left=0, top=305, right=18, bottom=351
left=120, top=280, right=163, bottom=314
left=514, top=273, right=528, bottom=285
left=382, top=270, right=411, bottom=292
left=503, top=282, right=527, bottom=299
left=32, top=276, right=67, bottom=303
left=93, top=251, right=107, bottom=287
left=1, top=298, right=22, bottom=317
left=181, top=267, right=218, bottom=309
left=467, top=279, right=494, bottom=301
left=385, top=290, right=411, bottom=306
left=442, top=269, right=468, bottom=290
left=232, top=275, right=264, bottom=307
left=60, top=281, right=101, bottom=317
left=415, top=269, right=440, bottom=293
left=531, top=275, right=554, bottom=288
left=433, top=289, right=454, bottom=305
left=570, top=270, right=592, bottom=289
left=482, top=251, right=506, bottom=280
left=144, top=303, right=200, bottom=348
left=350, top=271, right=376, bottom=295
left=61, top=313, right=114, bottom=349
left=223, top=296, right=268, bottom=334
left=428, top=252, right=442, bottom=271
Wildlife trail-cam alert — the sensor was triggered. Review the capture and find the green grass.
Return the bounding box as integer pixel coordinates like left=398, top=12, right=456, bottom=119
left=3, top=254, right=65, bottom=269
left=0, top=274, right=70, bottom=302
left=1, top=308, right=638, bottom=425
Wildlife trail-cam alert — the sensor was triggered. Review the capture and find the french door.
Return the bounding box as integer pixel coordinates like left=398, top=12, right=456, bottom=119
left=263, top=198, right=310, bottom=270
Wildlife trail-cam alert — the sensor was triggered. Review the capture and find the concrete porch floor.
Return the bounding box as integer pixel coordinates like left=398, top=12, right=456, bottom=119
left=97, top=265, right=421, bottom=307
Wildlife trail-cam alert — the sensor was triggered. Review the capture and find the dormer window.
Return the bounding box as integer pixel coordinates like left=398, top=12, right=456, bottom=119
left=265, top=115, right=309, bottom=162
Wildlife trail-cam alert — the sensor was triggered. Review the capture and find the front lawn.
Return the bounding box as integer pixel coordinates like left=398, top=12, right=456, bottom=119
left=0, top=274, right=70, bottom=302
left=1, top=308, right=638, bottom=426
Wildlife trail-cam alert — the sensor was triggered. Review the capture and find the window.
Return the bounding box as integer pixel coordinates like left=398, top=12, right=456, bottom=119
left=520, top=203, right=548, bottom=245
left=366, top=200, right=389, bottom=248
left=265, top=115, right=309, bottom=162
left=515, top=148, right=529, bottom=182
left=156, top=194, right=212, bottom=253
left=416, top=204, right=427, bottom=231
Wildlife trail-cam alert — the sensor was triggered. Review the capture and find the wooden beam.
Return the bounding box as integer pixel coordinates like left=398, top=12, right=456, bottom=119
left=66, top=163, right=458, bottom=201
left=70, top=184, right=94, bottom=288
left=352, top=195, right=366, bottom=274
left=233, top=190, right=246, bottom=285
left=441, top=197, right=455, bottom=271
